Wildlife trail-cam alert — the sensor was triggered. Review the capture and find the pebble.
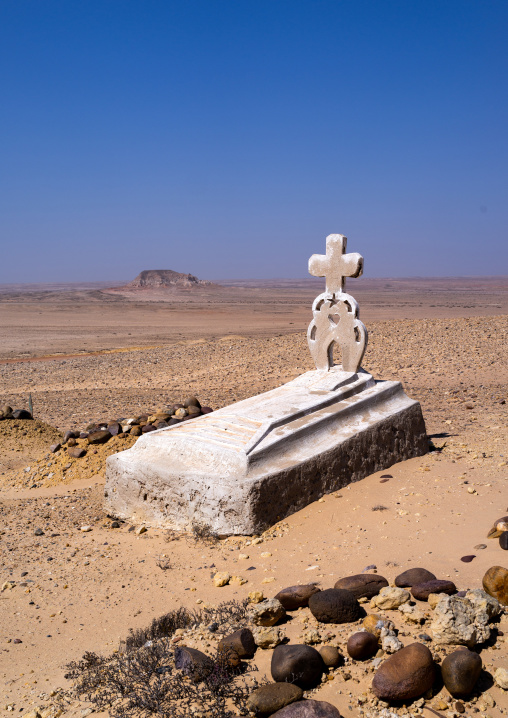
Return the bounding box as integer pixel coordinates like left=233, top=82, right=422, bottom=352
left=499, top=532, right=508, bottom=550
left=87, top=429, right=111, bottom=444
left=248, top=590, right=264, bottom=603
left=253, top=625, right=284, bottom=649
left=213, top=571, right=231, bottom=587
left=49, top=443, right=61, bottom=453
left=319, top=645, right=341, bottom=668
left=135, top=525, right=147, bottom=535
left=68, top=446, right=86, bottom=458
left=308, top=588, right=361, bottom=623
left=474, top=543, right=487, bottom=550
left=460, top=555, right=476, bottom=562
left=271, top=644, right=325, bottom=689
left=34, top=528, right=44, bottom=536
left=80, top=525, right=92, bottom=532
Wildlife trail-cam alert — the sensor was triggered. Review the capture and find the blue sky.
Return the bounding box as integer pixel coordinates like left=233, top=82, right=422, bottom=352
left=1, top=1, right=507, bottom=282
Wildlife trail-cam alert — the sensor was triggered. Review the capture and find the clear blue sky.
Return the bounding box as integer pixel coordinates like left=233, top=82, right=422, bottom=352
left=1, top=0, right=507, bottom=282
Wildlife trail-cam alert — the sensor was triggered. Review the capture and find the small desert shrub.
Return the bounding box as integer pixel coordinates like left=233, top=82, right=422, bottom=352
left=65, top=602, right=256, bottom=718
left=155, top=555, right=172, bottom=571
left=191, top=520, right=220, bottom=545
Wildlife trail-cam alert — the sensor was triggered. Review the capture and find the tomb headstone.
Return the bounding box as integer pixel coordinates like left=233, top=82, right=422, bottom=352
left=104, top=233, right=427, bottom=535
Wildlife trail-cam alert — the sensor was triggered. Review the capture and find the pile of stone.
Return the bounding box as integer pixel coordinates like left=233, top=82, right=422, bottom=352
left=0, top=404, right=33, bottom=420
left=179, top=561, right=508, bottom=716
left=50, top=396, right=212, bottom=458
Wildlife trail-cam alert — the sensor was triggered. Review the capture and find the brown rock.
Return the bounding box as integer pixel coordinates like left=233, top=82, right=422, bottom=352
left=482, top=565, right=508, bottom=605
left=130, top=425, right=142, bottom=436
left=308, top=588, right=361, bottom=624
left=270, top=700, right=341, bottom=717
left=68, top=446, right=86, bottom=458
left=411, top=580, right=456, bottom=601
left=247, top=683, right=303, bottom=716
left=319, top=646, right=341, bottom=668
left=218, top=628, right=256, bottom=658
left=334, top=573, right=388, bottom=599
left=275, top=584, right=321, bottom=610
left=441, top=648, right=482, bottom=697
left=347, top=631, right=379, bottom=660
left=372, top=643, right=435, bottom=700
left=363, top=613, right=390, bottom=638
left=271, top=644, right=325, bottom=689
left=174, top=646, right=212, bottom=682
left=395, top=568, right=437, bottom=587
left=184, top=396, right=201, bottom=409
left=67, top=437, right=77, bottom=447
left=499, top=533, right=508, bottom=550
left=50, top=443, right=61, bottom=453
left=88, top=429, right=111, bottom=444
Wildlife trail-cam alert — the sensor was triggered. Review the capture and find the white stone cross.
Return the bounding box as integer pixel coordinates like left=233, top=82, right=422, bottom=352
left=308, top=234, right=364, bottom=295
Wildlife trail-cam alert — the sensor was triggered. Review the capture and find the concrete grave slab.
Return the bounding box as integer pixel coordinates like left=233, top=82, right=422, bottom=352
left=104, top=233, right=428, bottom=535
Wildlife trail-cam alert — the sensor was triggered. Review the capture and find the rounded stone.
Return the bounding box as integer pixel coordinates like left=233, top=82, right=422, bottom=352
left=63, top=430, right=76, bottom=443
left=218, top=628, right=256, bottom=658
left=270, top=700, right=341, bottom=717
left=247, top=683, right=303, bottom=716
left=372, top=642, right=435, bottom=701
left=275, top=584, right=321, bottom=610
left=499, top=533, right=508, bottom=550
left=87, top=429, right=111, bottom=444
left=142, top=424, right=157, bottom=433
left=441, top=648, right=482, bottom=697
left=395, top=568, right=437, bottom=588
left=334, top=573, right=389, bottom=600
left=411, top=580, right=456, bottom=601
left=174, top=646, right=212, bottom=682
left=482, top=566, right=508, bottom=605
left=130, top=425, right=142, bottom=436
left=12, top=409, right=32, bottom=419
left=187, top=405, right=202, bottom=416
left=308, top=588, right=361, bottom=624
left=108, top=422, right=121, bottom=436
left=319, top=645, right=341, bottom=668
left=271, top=644, right=325, bottom=689
left=347, top=631, right=379, bottom=660
left=67, top=437, right=77, bottom=447
left=68, top=446, right=86, bottom=458
left=174, top=408, right=188, bottom=418
left=184, top=396, right=201, bottom=409
left=249, top=598, right=286, bottom=626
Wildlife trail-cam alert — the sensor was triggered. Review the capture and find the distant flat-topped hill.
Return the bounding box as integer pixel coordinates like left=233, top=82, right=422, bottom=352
left=126, top=269, right=215, bottom=288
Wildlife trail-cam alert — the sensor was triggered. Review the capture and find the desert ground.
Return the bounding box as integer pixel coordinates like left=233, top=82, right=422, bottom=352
left=0, top=276, right=507, bottom=718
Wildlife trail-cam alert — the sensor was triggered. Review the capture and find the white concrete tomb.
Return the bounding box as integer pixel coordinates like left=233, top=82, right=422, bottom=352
left=104, top=234, right=427, bottom=534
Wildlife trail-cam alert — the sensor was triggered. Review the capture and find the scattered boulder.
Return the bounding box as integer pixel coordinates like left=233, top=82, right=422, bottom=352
left=50, top=443, right=61, bottom=453
left=411, top=580, right=456, bottom=601
left=347, top=631, right=378, bottom=660
left=430, top=590, right=500, bottom=646
left=395, top=567, right=437, bottom=587
left=270, top=700, right=341, bottom=718
left=248, top=598, right=286, bottom=626
left=371, top=586, right=410, bottom=610
left=247, top=683, right=303, bottom=716
left=308, top=588, right=361, bottom=624
left=441, top=648, right=482, bottom=697
left=334, top=573, right=388, bottom=600
left=275, top=584, right=321, bottom=610
left=174, top=646, right=212, bottom=682
left=271, top=644, right=325, bottom=689
left=483, top=565, right=508, bottom=604
left=372, top=643, right=435, bottom=701
left=213, top=571, right=230, bottom=587
left=319, top=646, right=341, bottom=668
left=252, top=626, right=284, bottom=649
left=68, top=446, right=86, bottom=458
left=218, top=628, right=256, bottom=658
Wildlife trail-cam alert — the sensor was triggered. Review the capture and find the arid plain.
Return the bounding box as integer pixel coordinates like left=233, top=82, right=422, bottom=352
left=0, top=276, right=507, bottom=718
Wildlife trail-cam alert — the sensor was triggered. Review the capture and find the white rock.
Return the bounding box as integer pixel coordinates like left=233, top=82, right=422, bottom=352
left=398, top=602, right=425, bottom=624
left=252, top=625, right=284, bottom=649
left=380, top=626, right=403, bottom=653
left=494, top=667, right=508, bottom=690
left=371, top=587, right=410, bottom=610
left=430, top=590, right=499, bottom=647
left=80, top=525, right=92, bottom=532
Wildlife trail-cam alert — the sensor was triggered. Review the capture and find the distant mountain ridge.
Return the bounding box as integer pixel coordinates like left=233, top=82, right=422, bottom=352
left=126, top=269, right=214, bottom=288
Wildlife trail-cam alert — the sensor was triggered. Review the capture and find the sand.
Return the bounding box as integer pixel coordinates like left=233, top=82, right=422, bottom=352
left=0, top=278, right=507, bottom=718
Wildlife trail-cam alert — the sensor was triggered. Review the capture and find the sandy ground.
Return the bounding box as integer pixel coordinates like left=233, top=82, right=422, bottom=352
left=0, top=278, right=507, bottom=718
